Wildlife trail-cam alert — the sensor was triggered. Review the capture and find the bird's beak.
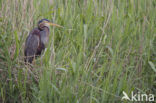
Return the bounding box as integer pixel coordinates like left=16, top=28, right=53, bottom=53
left=46, top=22, right=63, bottom=28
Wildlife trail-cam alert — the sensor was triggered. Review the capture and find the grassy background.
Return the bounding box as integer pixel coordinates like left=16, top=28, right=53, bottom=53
left=0, top=0, right=156, bottom=102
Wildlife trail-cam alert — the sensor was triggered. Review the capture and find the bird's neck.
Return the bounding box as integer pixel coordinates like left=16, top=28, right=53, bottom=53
left=39, top=26, right=50, bottom=32
left=43, top=26, right=49, bottom=32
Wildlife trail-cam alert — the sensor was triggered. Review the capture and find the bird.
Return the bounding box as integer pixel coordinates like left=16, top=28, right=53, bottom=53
left=24, top=19, right=62, bottom=63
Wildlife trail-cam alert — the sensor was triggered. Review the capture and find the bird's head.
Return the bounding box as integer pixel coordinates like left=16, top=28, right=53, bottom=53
left=38, top=19, right=62, bottom=30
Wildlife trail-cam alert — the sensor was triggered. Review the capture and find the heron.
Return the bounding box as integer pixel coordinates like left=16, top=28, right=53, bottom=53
left=24, top=19, right=62, bottom=63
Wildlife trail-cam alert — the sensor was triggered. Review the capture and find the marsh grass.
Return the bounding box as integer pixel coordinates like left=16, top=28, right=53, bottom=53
left=0, top=0, right=156, bottom=102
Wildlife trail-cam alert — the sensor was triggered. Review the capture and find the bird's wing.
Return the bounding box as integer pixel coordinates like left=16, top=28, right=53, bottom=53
left=24, top=33, right=39, bottom=62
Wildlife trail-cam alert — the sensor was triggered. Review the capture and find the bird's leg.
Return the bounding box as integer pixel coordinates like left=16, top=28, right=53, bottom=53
left=41, top=48, right=47, bottom=65
left=32, top=55, right=36, bottom=66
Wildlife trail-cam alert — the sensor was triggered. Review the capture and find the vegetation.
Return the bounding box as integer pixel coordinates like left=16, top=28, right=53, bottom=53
left=0, top=0, right=155, bottom=102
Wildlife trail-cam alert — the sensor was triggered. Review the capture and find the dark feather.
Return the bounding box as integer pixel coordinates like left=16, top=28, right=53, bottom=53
left=24, top=31, right=39, bottom=63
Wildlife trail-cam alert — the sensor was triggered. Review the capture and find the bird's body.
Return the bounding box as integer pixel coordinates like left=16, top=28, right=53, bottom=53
left=24, top=27, right=49, bottom=63
left=24, top=19, right=61, bottom=63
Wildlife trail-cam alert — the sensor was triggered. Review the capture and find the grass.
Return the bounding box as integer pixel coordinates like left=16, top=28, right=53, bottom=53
left=0, top=0, right=156, bottom=102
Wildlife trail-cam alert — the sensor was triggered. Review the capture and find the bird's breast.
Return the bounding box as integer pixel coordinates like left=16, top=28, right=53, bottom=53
left=40, top=29, right=49, bottom=47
